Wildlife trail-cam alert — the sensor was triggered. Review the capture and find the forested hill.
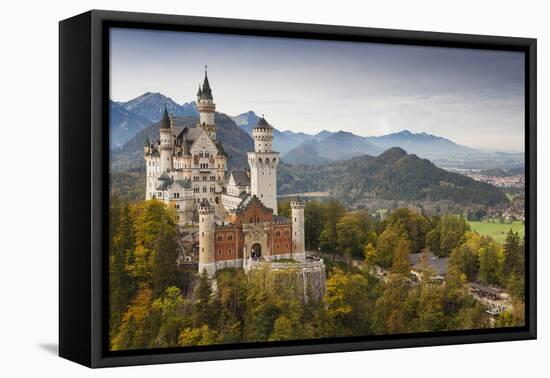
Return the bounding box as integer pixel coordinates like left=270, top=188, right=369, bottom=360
left=110, top=112, right=254, bottom=172
left=278, top=147, right=508, bottom=206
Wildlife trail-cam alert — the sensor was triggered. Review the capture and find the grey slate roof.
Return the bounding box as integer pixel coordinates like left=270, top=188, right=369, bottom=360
left=155, top=175, right=192, bottom=190
left=253, top=117, right=274, bottom=130
left=469, top=282, right=502, bottom=296
left=160, top=106, right=171, bottom=130
left=230, top=170, right=250, bottom=186
left=175, top=126, right=203, bottom=142
left=273, top=215, right=290, bottom=224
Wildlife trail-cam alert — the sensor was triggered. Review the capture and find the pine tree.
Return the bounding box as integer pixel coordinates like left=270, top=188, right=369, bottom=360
left=193, top=269, right=213, bottom=327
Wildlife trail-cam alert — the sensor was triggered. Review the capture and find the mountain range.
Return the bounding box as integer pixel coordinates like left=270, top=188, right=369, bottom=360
left=229, top=111, right=521, bottom=170
left=110, top=92, right=523, bottom=171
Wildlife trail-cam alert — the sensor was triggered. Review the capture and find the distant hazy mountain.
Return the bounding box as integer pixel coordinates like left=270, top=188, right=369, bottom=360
left=231, top=111, right=259, bottom=135
left=118, top=92, right=198, bottom=123
left=365, top=129, right=476, bottom=156
left=313, top=130, right=334, bottom=141
left=111, top=112, right=253, bottom=173
left=109, top=100, right=151, bottom=149
left=282, top=140, right=330, bottom=166
left=278, top=147, right=508, bottom=207
left=284, top=131, right=383, bottom=165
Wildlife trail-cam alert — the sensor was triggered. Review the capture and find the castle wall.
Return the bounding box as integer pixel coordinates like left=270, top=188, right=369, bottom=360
left=214, top=227, right=242, bottom=261
left=271, top=224, right=293, bottom=256
left=246, top=259, right=326, bottom=303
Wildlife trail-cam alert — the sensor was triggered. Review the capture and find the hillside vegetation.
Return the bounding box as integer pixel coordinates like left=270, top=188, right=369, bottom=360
left=278, top=147, right=508, bottom=207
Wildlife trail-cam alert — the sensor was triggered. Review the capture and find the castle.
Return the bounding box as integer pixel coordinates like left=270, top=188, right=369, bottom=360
left=144, top=69, right=318, bottom=281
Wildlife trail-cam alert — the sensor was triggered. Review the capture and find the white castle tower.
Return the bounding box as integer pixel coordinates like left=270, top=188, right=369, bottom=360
left=198, top=201, right=216, bottom=276
left=196, top=67, right=216, bottom=141
left=291, top=198, right=306, bottom=262
left=158, top=106, right=173, bottom=173
left=248, top=117, right=280, bottom=214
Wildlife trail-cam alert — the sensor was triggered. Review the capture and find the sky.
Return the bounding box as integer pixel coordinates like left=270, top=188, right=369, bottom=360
left=110, top=28, right=525, bottom=152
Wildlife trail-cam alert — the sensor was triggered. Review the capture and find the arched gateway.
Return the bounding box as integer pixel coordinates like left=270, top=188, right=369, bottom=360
left=251, top=243, right=262, bottom=259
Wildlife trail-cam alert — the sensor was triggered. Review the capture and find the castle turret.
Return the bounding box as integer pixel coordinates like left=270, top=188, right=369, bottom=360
left=143, top=136, right=151, bottom=154
left=197, top=67, right=216, bottom=141
left=248, top=117, right=280, bottom=214
left=291, top=197, right=306, bottom=262
left=159, top=106, right=173, bottom=173
left=198, top=201, right=216, bottom=276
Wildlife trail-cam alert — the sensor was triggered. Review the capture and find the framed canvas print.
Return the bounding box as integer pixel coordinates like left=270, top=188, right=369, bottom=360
left=59, top=10, right=537, bottom=368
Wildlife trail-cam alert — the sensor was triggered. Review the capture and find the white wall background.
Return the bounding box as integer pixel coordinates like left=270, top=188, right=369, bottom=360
left=0, top=0, right=547, bottom=376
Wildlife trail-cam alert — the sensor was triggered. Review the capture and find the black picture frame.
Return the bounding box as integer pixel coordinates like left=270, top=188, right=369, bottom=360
left=59, top=9, right=537, bottom=368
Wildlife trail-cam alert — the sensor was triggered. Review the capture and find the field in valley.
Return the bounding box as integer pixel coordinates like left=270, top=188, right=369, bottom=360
left=469, top=219, right=525, bottom=243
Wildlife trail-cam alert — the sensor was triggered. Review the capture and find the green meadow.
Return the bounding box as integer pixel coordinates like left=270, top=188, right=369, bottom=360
left=469, top=219, right=525, bottom=244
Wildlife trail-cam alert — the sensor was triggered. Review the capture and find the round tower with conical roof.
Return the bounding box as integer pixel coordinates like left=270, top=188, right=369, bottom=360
left=197, top=67, right=217, bottom=141
left=290, top=197, right=306, bottom=262
left=248, top=117, right=280, bottom=214
left=159, top=105, right=174, bottom=173
left=198, top=201, right=216, bottom=276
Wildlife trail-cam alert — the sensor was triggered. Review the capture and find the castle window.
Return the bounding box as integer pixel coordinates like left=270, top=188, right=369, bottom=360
left=218, top=250, right=222, bottom=256
left=202, top=186, right=207, bottom=193
left=157, top=191, right=162, bottom=197
left=217, top=235, right=223, bottom=242
left=275, top=231, right=280, bottom=237
left=227, top=235, right=233, bottom=241
left=229, top=249, right=232, bottom=254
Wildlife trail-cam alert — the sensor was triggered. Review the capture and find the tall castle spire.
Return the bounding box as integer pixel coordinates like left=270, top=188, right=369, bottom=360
left=160, top=104, right=171, bottom=130
left=199, top=65, right=213, bottom=100
left=197, top=66, right=217, bottom=140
